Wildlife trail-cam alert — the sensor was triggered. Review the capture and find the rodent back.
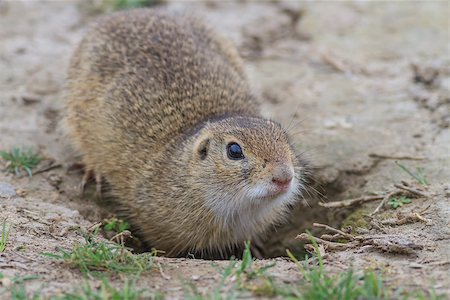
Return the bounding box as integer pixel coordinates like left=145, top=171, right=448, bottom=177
left=77, top=10, right=258, bottom=145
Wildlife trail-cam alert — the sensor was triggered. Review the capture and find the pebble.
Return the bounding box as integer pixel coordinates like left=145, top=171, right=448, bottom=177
left=0, top=182, right=16, bottom=198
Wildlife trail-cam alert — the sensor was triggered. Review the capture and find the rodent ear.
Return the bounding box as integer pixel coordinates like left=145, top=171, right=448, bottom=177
left=196, top=138, right=210, bottom=160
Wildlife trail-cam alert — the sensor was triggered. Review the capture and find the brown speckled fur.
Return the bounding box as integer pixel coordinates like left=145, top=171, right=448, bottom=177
left=66, top=9, right=308, bottom=257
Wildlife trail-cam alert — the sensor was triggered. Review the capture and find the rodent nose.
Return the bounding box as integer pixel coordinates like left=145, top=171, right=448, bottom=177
left=272, top=164, right=294, bottom=186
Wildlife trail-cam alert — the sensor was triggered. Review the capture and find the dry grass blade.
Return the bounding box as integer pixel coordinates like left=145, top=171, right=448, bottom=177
left=319, top=195, right=384, bottom=208
left=393, top=183, right=429, bottom=197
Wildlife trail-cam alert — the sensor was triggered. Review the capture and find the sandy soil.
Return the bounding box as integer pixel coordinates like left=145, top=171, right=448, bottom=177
left=0, top=1, right=449, bottom=299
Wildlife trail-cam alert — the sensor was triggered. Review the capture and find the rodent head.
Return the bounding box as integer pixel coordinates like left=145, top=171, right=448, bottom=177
left=190, top=116, right=306, bottom=240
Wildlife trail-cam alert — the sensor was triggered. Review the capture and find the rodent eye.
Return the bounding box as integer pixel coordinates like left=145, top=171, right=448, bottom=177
left=226, top=142, right=244, bottom=160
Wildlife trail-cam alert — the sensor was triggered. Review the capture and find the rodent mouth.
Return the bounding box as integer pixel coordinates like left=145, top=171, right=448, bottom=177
left=259, top=183, right=291, bottom=200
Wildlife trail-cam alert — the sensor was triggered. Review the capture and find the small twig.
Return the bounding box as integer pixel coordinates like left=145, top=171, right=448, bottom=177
left=20, top=208, right=39, bottom=216
left=11, top=250, right=38, bottom=262
left=369, top=153, right=426, bottom=160
left=297, top=224, right=426, bottom=255
left=304, top=244, right=328, bottom=259
left=0, top=262, right=29, bottom=270
left=319, top=195, right=384, bottom=208
left=110, top=230, right=131, bottom=245
left=381, top=213, right=430, bottom=226
left=393, top=183, right=429, bottom=197
left=371, top=190, right=402, bottom=216
left=419, top=203, right=432, bottom=214
left=313, top=223, right=358, bottom=241
left=320, top=233, right=342, bottom=242
left=321, top=52, right=348, bottom=73
left=295, top=233, right=355, bottom=250
left=360, top=234, right=412, bottom=241
left=426, top=260, right=450, bottom=266
left=366, top=236, right=422, bottom=254
left=87, top=222, right=102, bottom=234
left=157, top=262, right=171, bottom=280
left=328, top=182, right=429, bottom=215
left=33, top=163, right=62, bottom=175
left=368, top=218, right=388, bottom=233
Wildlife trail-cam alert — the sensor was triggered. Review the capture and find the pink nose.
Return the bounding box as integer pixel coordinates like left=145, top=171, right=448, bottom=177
left=272, top=164, right=294, bottom=187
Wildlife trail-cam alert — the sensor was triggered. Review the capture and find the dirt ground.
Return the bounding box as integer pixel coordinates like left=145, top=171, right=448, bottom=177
left=0, top=1, right=449, bottom=299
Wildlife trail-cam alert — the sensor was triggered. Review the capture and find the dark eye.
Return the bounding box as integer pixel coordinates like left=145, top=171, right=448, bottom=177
left=227, top=142, right=244, bottom=160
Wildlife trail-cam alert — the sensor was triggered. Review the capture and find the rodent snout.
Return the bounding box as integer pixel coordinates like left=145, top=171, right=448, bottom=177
left=271, top=164, right=294, bottom=188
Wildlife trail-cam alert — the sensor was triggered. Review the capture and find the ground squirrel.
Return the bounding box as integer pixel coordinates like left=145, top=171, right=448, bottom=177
left=66, top=9, right=310, bottom=257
